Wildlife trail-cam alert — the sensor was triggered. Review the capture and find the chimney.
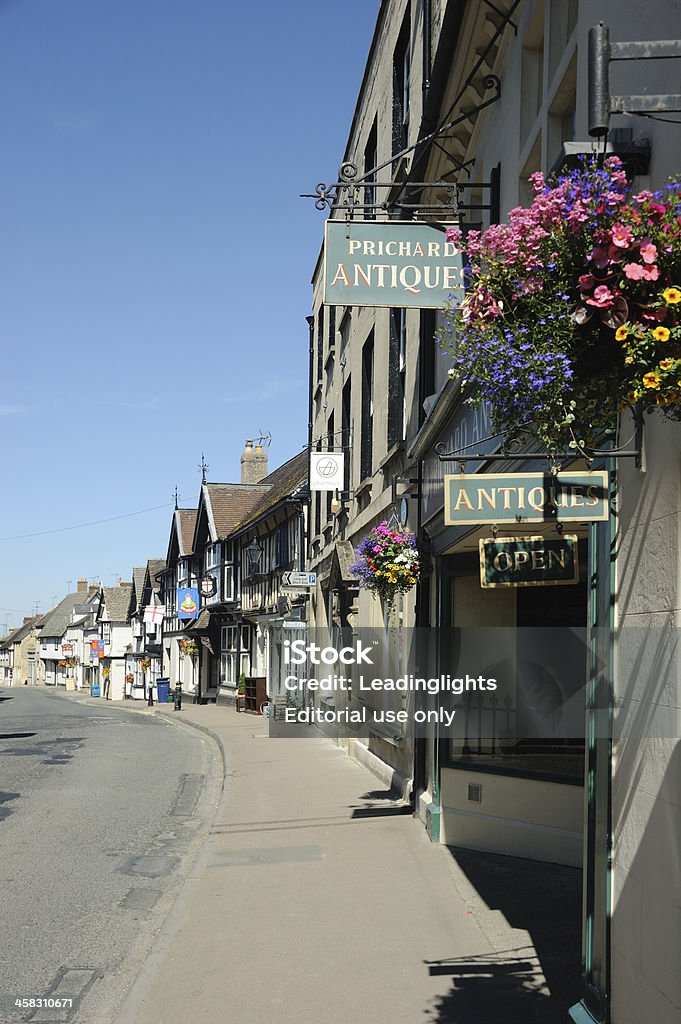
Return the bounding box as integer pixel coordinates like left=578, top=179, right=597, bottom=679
left=241, top=439, right=268, bottom=484
left=88, top=584, right=99, bottom=596
left=77, top=578, right=88, bottom=593
left=23, top=616, right=33, bottom=624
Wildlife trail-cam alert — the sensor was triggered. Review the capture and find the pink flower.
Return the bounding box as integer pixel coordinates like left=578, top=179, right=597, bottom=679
left=579, top=273, right=596, bottom=292
left=445, top=226, right=462, bottom=246
left=639, top=241, right=658, bottom=264
left=610, top=223, right=633, bottom=248
left=623, top=262, right=660, bottom=281
left=586, top=285, right=615, bottom=308
left=634, top=190, right=653, bottom=204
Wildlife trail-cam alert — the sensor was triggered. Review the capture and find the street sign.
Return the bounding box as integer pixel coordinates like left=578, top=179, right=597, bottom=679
left=479, top=535, right=579, bottom=588
left=444, top=471, right=609, bottom=525
left=282, top=620, right=308, bottom=630
left=281, top=572, right=317, bottom=587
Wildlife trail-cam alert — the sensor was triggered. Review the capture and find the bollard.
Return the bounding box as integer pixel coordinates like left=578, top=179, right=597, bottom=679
left=174, top=682, right=182, bottom=711
left=147, top=681, right=154, bottom=707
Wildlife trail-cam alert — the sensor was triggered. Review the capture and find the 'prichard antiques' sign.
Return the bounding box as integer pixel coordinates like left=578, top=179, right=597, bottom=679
left=480, top=536, right=579, bottom=588
left=323, top=221, right=464, bottom=308
left=444, top=471, right=609, bottom=525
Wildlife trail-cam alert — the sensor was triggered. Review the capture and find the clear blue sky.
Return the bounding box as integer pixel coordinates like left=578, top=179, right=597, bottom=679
left=0, top=0, right=380, bottom=630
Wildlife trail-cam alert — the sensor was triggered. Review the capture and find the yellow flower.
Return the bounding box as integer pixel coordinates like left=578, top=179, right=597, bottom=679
left=652, top=326, right=671, bottom=342
left=624, top=355, right=634, bottom=365
left=615, top=325, right=629, bottom=341
left=662, top=287, right=681, bottom=304
left=659, top=359, right=674, bottom=370
left=643, top=372, right=661, bottom=389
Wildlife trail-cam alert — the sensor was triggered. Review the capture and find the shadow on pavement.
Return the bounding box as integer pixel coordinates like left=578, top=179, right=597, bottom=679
left=423, top=847, right=581, bottom=1023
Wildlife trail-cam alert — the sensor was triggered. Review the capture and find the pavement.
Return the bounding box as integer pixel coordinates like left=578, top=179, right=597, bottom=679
left=57, top=691, right=580, bottom=1024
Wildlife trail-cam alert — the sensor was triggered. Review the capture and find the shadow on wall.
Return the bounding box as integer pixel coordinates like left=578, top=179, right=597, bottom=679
left=612, top=738, right=681, bottom=1022
left=423, top=847, right=581, bottom=1023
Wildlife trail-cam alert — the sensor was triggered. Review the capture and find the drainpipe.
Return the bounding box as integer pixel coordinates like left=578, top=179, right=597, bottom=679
left=306, top=314, right=315, bottom=565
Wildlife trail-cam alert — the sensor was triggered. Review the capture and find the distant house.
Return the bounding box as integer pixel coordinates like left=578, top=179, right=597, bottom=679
left=159, top=508, right=199, bottom=699
left=39, top=592, right=91, bottom=687
left=0, top=615, right=45, bottom=686
left=126, top=558, right=165, bottom=699
left=96, top=584, right=133, bottom=700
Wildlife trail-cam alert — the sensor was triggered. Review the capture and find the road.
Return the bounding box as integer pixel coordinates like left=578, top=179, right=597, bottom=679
left=0, top=687, right=221, bottom=1024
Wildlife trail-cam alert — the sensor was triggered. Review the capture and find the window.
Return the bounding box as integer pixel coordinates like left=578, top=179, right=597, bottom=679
left=360, top=332, right=374, bottom=480
left=316, top=306, right=324, bottom=384
left=388, top=309, right=407, bottom=446
left=274, top=522, right=290, bottom=568
left=418, top=309, right=436, bottom=427
left=205, top=543, right=220, bottom=570
left=101, top=623, right=111, bottom=644
left=392, top=7, right=411, bottom=156
left=342, top=377, right=352, bottom=494
left=363, top=119, right=378, bottom=218
left=326, top=411, right=335, bottom=520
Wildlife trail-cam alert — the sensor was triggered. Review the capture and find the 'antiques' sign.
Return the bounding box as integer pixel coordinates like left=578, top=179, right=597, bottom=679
left=323, top=221, right=464, bottom=308
left=444, top=471, right=609, bottom=525
left=480, top=536, right=579, bottom=588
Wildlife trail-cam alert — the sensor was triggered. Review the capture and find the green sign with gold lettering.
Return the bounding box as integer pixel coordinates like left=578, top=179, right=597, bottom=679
left=480, top=536, right=579, bottom=588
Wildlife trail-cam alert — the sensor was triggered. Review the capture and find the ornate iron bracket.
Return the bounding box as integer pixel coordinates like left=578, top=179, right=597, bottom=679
left=301, top=76, right=502, bottom=217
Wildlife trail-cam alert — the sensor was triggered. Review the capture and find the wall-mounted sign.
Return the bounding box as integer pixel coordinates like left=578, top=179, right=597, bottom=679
left=310, top=451, right=344, bottom=491
left=177, top=587, right=200, bottom=620
left=324, top=221, right=464, bottom=308
left=61, top=642, right=74, bottom=654
left=199, top=576, right=218, bottom=599
left=444, top=471, right=609, bottom=525
left=281, top=571, right=317, bottom=588
left=480, top=536, right=579, bottom=588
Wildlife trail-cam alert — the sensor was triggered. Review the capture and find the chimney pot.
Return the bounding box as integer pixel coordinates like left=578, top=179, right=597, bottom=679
left=241, top=438, right=268, bottom=484
left=77, top=578, right=88, bottom=593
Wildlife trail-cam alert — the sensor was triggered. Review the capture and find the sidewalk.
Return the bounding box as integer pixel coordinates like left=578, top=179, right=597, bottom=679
left=93, top=698, right=580, bottom=1024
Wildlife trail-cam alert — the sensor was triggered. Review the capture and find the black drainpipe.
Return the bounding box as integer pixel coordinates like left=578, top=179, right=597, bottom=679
left=422, top=0, right=431, bottom=100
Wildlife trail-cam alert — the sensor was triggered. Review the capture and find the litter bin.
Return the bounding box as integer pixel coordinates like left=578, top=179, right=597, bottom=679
left=91, top=683, right=101, bottom=698
left=157, top=679, right=170, bottom=704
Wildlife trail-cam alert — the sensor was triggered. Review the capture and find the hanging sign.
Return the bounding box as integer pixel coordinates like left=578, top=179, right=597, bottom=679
left=480, top=536, right=579, bottom=588
left=177, top=587, right=200, bottom=620
left=310, top=451, right=344, bottom=491
left=324, top=221, right=464, bottom=308
left=444, top=471, right=609, bottom=525
left=199, top=576, right=218, bottom=599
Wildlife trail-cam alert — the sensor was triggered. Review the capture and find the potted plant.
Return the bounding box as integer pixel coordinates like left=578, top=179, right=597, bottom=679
left=350, top=521, right=420, bottom=609
left=439, top=157, right=681, bottom=454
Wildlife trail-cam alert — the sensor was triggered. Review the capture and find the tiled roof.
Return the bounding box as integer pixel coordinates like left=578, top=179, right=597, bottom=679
left=38, top=595, right=82, bottom=639
left=176, top=509, right=198, bottom=556
left=101, top=586, right=133, bottom=623
left=204, top=483, right=268, bottom=540
left=132, top=567, right=146, bottom=608
left=147, top=559, right=165, bottom=592
left=231, top=450, right=308, bottom=534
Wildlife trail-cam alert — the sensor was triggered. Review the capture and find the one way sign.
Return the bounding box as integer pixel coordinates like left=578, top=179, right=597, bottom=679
left=281, top=571, right=317, bottom=587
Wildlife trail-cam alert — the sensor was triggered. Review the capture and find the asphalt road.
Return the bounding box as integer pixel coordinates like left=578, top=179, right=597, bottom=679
left=0, top=687, right=221, bottom=1024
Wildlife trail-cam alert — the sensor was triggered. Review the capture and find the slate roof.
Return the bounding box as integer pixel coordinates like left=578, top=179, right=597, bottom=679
left=132, top=567, right=146, bottom=609
left=38, top=595, right=83, bottom=639
left=231, top=450, right=308, bottom=534
left=101, top=585, right=133, bottom=623
left=0, top=615, right=44, bottom=649
left=204, top=483, right=268, bottom=540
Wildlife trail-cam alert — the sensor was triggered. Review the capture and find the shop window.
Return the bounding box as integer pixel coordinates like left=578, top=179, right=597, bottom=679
left=388, top=308, right=407, bottom=446
left=440, top=543, right=587, bottom=783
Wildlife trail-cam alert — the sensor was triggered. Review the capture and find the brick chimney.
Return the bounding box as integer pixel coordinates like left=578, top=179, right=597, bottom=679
left=240, top=439, right=268, bottom=484
left=77, top=578, right=88, bottom=593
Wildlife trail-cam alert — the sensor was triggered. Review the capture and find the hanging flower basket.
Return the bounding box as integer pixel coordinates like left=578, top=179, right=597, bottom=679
left=350, top=521, right=420, bottom=607
left=140, top=657, right=151, bottom=673
left=57, top=660, right=67, bottom=668
left=178, top=638, right=198, bottom=657
left=101, top=667, right=111, bottom=680
left=125, top=672, right=135, bottom=684
left=438, top=157, right=681, bottom=453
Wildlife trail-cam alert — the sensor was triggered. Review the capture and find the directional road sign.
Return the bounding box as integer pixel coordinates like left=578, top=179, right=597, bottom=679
left=281, top=572, right=317, bottom=587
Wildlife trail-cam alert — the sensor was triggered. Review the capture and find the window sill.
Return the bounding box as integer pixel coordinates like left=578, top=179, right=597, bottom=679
left=355, top=477, right=373, bottom=499
left=377, top=440, right=405, bottom=472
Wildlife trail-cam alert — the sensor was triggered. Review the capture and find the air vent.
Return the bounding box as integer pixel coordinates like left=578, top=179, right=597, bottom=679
left=467, top=783, right=482, bottom=803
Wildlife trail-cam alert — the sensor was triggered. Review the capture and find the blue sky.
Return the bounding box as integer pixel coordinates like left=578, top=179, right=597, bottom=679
left=0, top=0, right=380, bottom=629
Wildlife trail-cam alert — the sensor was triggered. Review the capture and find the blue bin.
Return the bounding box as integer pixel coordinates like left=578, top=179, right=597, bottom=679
left=157, top=679, right=170, bottom=704
left=91, top=683, right=101, bottom=698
